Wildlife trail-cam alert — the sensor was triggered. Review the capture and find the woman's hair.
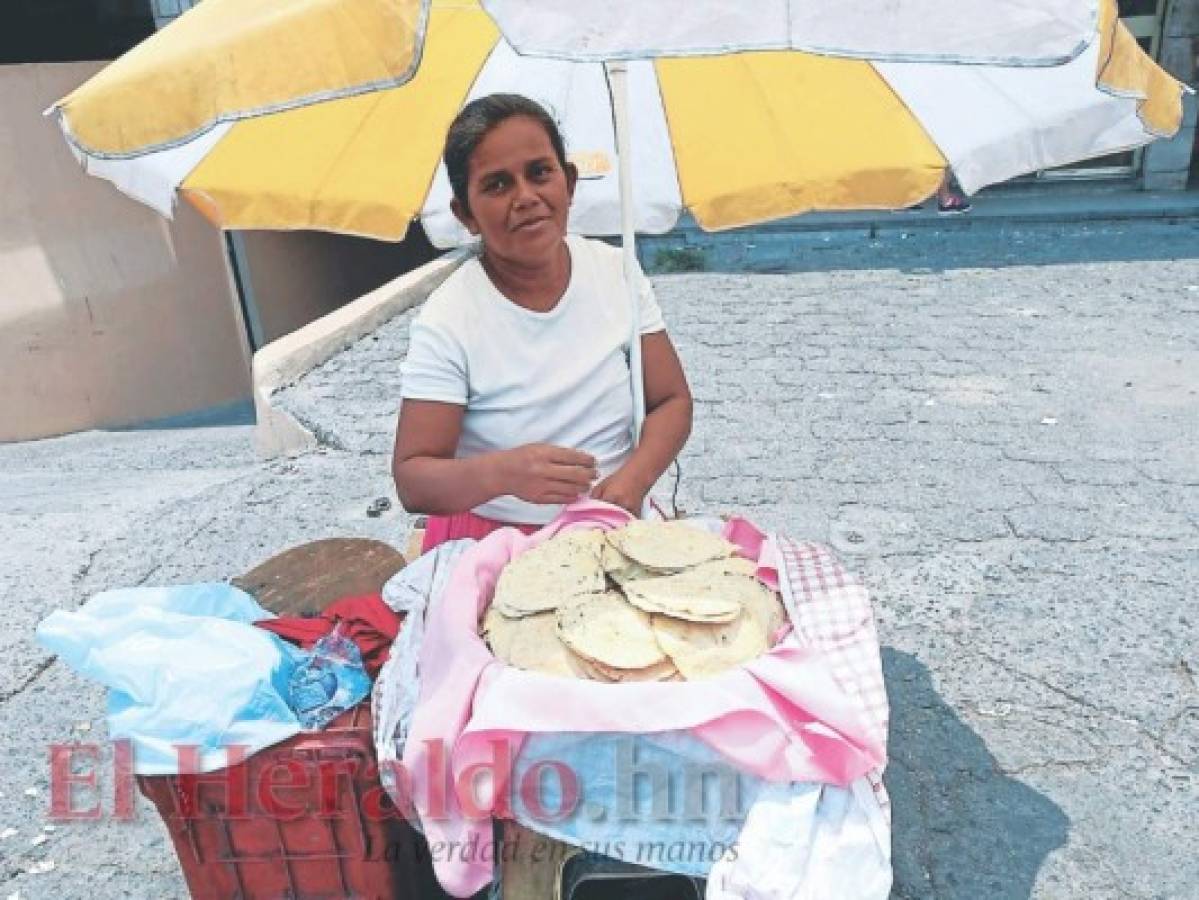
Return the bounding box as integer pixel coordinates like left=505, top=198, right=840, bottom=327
left=443, top=94, right=568, bottom=213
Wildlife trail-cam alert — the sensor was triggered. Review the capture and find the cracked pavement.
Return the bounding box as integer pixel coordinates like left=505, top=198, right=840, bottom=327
left=2, top=218, right=1196, bottom=898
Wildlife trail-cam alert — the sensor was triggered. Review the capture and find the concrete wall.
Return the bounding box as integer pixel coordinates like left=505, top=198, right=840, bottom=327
left=1143, top=0, right=1199, bottom=189
left=238, top=227, right=438, bottom=347
left=0, top=62, right=252, bottom=442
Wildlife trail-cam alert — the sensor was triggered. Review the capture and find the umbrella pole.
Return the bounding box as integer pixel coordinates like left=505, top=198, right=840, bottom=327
left=608, top=61, right=651, bottom=520
left=606, top=61, right=646, bottom=448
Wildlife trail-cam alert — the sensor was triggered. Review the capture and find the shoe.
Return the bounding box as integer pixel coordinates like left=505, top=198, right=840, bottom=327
left=937, top=196, right=972, bottom=214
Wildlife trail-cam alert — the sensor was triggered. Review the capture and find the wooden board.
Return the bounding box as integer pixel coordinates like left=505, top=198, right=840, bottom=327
left=501, top=821, right=578, bottom=900
left=231, top=537, right=406, bottom=616
left=405, top=527, right=426, bottom=565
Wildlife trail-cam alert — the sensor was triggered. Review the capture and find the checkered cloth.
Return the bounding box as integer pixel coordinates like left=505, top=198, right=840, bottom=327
left=774, top=536, right=891, bottom=820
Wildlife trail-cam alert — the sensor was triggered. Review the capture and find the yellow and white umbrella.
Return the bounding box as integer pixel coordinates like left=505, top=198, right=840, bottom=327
left=51, top=0, right=1185, bottom=245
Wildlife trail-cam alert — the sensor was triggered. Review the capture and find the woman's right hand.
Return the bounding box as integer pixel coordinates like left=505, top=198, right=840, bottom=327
left=492, top=444, right=599, bottom=505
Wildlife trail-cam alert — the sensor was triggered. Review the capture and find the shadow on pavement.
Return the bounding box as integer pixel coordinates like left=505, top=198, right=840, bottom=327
left=107, top=397, right=257, bottom=431
left=884, top=648, right=1069, bottom=900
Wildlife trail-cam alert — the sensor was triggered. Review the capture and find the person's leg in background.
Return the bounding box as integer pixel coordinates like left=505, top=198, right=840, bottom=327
left=936, top=170, right=972, bottom=214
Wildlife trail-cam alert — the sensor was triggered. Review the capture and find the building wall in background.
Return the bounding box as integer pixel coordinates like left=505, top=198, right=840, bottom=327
left=0, top=62, right=252, bottom=442
left=149, top=0, right=200, bottom=32
left=1143, top=0, right=1199, bottom=189
left=0, top=0, right=156, bottom=64
left=237, top=228, right=438, bottom=347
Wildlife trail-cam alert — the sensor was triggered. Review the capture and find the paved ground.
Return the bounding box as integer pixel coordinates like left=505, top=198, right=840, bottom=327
left=1, top=217, right=1196, bottom=899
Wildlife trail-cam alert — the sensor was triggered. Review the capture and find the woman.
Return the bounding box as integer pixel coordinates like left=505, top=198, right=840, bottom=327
left=392, top=94, right=693, bottom=552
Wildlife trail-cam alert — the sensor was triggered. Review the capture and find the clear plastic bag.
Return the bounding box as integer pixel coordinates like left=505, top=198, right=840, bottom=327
left=289, top=623, right=372, bottom=731
left=36, top=583, right=301, bottom=774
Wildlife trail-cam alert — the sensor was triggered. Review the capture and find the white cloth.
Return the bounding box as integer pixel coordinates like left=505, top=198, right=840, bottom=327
left=480, top=0, right=1096, bottom=65
left=372, top=538, right=474, bottom=820
left=706, top=778, right=892, bottom=900
left=399, top=235, right=665, bottom=524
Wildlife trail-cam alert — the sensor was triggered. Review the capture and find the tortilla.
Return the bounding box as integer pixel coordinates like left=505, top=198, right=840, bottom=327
left=600, top=540, right=657, bottom=585
left=492, top=529, right=606, bottom=617
left=482, top=607, right=590, bottom=678
left=686, top=556, right=759, bottom=579
left=662, top=556, right=784, bottom=636
left=556, top=528, right=607, bottom=556
left=621, top=572, right=744, bottom=623
left=482, top=524, right=782, bottom=683
left=575, top=655, right=679, bottom=683
left=652, top=610, right=769, bottom=680
left=481, top=604, right=517, bottom=654
left=607, top=521, right=736, bottom=572
left=739, top=579, right=788, bottom=639
left=556, top=590, right=666, bottom=670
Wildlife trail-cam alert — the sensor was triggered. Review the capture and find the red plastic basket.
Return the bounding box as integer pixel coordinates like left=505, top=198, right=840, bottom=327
left=137, top=702, right=446, bottom=899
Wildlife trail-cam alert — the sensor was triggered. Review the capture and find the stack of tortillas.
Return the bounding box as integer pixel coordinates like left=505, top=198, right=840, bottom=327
left=481, top=521, right=787, bottom=682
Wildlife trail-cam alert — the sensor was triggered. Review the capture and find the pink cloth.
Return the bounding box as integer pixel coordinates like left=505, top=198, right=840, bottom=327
left=402, top=500, right=887, bottom=897
left=421, top=511, right=539, bottom=554
left=773, top=536, right=892, bottom=821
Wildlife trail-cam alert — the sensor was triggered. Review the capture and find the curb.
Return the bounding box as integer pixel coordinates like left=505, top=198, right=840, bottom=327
left=252, top=250, right=470, bottom=458
left=638, top=190, right=1199, bottom=272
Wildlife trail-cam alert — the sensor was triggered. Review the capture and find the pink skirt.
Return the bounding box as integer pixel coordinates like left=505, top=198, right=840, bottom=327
left=421, top=511, right=540, bottom=554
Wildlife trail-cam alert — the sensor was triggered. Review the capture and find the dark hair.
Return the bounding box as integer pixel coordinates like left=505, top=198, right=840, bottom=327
left=443, top=94, right=568, bottom=213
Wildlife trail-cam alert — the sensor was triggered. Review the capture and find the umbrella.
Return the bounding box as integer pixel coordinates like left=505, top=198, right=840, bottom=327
left=49, top=0, right=1188, bottom=434
left=51, top=0, right=1184, bottom=240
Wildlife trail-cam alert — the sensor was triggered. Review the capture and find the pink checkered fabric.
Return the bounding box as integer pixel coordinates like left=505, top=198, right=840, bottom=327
left=775, top=536, right=891, bottom=819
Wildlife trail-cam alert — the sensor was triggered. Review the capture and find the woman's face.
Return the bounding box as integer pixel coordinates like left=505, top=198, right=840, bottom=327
left=452, top=115, right=577, bottom=269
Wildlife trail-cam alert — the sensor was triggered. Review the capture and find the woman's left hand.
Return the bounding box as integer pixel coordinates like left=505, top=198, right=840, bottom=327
left=590, top=467, right=652, bottom=516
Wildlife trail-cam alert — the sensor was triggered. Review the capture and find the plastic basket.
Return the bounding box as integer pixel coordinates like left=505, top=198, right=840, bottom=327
left=138, top=702, right=444, bottom=899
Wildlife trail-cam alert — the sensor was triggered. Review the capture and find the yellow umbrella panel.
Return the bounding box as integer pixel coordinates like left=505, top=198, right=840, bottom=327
left=659, top=53, right=948, bottom=231
left=55, top=0, right=429, bottom=158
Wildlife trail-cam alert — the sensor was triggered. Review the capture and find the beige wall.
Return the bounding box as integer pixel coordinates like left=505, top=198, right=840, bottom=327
left=239, top=227, right=438, bottom=346
left=0, top=62, right=252, bottom=442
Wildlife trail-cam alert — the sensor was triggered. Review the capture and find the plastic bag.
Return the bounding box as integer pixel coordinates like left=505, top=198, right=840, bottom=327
left=289, top=623, right=372, bottom=731
left=36, top=583, right=301, bottom=774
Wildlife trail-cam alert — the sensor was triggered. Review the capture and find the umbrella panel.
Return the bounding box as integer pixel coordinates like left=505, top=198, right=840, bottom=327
left=56, top=0, right=429, bottom=157
left=658, top=52, right=946, bottom=230
left=184, top=2, right=497, bottom=240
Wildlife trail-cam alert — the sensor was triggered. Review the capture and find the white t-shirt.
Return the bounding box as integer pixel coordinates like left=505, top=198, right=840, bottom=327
left=399, top=235, right=666, bottom=524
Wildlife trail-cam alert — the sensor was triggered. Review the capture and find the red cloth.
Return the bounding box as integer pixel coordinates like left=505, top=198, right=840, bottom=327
left=255, top=594, right=401, bottom=678
left=421, top=510, right=539, bottom=554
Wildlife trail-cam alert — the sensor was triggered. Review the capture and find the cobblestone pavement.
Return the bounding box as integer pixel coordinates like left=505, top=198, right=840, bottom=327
left=2, top=219, right=1196, bottom=898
